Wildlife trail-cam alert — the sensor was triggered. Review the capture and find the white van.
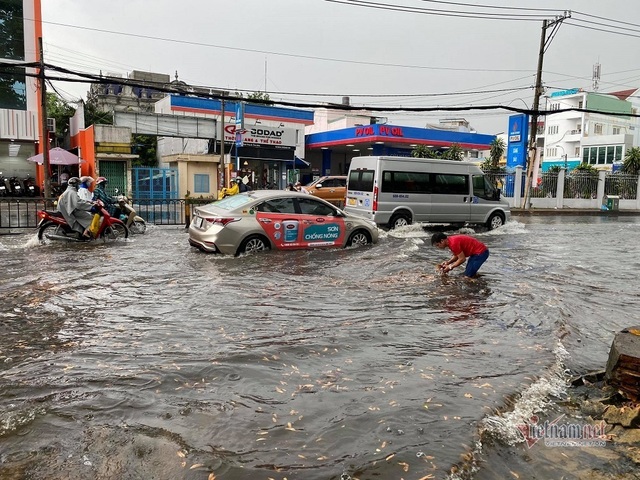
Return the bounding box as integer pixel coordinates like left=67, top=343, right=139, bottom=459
left=344, top=156, right=510, bottom=230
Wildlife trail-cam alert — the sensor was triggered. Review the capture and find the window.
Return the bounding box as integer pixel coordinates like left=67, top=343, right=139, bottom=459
left=297, top=198, right=336, bottom=216
left=606, top=146, right=615, bottom=164
left=433, top=174, right=469, bottom=195
left=472, top=175, right=496, bottom=200
left=548, top=125, right=559, bottom=135
left=193, top=174, right=209, bottom=193
left=615, top=146, right=623, bottom=162
left=582, top=148, right=590, bottom=164
left=256, top=197, right=296, bottom=214
left=598, top=146, right=606, bottom=164
left=0, top=66, right=27, bottom=110
left=546, top=147, right=557, bottom=158
left=594, top=123, right=603, bottom=135
left=348, top=169, right=375, bottom=192
left=578, top=101, right=583, bottom=109
left=381, top=171, right=431, bottom=193
left=590, top=147, right=597, bottom=164
left=612, top=126, right=622, bottom=135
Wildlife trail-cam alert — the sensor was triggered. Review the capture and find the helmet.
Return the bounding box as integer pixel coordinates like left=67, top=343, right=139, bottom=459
left=67, top=177, right=80, bottom=188
left=80, top=176, right=94, bottom=184
left=96, top=176, right=108, bottom=186
left=235, top=177, right=242, bottom=183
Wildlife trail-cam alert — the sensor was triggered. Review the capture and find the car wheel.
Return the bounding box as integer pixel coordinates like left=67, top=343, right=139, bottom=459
left=388, top=213, right=411, bottom=229
left=486, top=212, right=505, bottom=230
left=346, top=229, right=371, bottom=248
left=238, top=235, right=270, bottom=255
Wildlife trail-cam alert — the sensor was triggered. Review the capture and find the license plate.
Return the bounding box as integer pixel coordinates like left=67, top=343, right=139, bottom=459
left=347, top=197, right=357, bottom=206
left=193, top=216, right=203, bottom=228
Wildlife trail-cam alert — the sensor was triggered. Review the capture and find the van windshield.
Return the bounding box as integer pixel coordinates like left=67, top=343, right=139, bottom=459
left=348, top=170, right=375, bottom=192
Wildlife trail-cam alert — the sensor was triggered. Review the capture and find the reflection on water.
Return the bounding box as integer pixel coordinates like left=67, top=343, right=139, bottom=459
left=1, top=217, right=640, bottom=479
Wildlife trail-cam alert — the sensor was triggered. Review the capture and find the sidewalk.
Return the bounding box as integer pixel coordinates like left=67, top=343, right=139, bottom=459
left=511, top=208, right=640, bottom=216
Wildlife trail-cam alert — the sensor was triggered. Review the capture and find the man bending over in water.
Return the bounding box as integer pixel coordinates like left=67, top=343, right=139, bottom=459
left=431, top=232, right=489, bottom=278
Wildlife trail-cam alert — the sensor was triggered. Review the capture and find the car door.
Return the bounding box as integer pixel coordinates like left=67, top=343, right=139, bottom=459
left=254, top=197, right=304, bottom=249
left=295, top=197, right=346, bottom=248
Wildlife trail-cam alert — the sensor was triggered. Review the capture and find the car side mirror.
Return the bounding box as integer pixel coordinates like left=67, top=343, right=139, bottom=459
left=315, top=183, right=323, bottom=188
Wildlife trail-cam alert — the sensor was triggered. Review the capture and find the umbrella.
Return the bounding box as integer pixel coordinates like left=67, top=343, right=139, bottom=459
left=28, top=147, right=85, bottom=165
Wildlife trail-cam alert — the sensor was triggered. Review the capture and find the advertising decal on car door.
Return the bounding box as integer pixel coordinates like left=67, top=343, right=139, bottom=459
left=256, top=212, right=346, bottom=249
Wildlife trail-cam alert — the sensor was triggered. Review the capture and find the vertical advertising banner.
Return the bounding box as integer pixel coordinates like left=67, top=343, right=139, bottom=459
left=235, top=102, right=244, bottom=148
left=506, top=114, right=529, bottom=173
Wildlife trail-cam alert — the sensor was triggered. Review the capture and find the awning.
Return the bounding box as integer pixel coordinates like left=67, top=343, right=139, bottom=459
left=294, top=156, right=310, bottom=168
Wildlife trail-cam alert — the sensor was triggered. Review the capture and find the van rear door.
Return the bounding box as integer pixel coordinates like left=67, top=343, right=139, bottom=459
left=345, top=169, right=375, bottom=215
left=429, top=172, right=471, bottom=222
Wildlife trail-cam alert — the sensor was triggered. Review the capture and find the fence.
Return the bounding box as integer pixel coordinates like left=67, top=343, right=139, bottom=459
left=0, top=198, right=214, bottom=230
left=484, top=167, right=640, bottom=209
left=2, top=173, right=640, bottom=230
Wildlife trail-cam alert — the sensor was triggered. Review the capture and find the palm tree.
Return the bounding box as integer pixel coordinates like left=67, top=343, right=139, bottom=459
left=489, top=138, right=505, bottom=170
left=442, top=143, right=463, bottom=161
left=622, top=147, right=640, bottom=175
left=411, top=145, right=437, bottom=158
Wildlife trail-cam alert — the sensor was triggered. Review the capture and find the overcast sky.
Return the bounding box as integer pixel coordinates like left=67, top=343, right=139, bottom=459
left=40, top=0, right=640, bottom=135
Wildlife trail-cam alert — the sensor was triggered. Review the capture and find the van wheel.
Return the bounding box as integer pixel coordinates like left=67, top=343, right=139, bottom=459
left=346, top=229, right=371, bottom=248
left=487, top=212, right=505, bottom=230
left=389, top=213, right=411, bottom=229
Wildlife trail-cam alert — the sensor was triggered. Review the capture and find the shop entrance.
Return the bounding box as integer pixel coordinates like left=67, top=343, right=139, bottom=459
left=238, top=160, right=285, bottom=190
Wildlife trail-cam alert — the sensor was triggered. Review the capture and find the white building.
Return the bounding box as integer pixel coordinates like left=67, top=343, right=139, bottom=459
left=541, top=88, right=638, bottom=171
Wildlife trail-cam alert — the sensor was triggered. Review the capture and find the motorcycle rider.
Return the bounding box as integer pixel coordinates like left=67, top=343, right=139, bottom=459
left=57, top=177, right=94, bottom=238
left=93, top=176, right=135, bottom=228
left=78, top=176, right=94, bottom=201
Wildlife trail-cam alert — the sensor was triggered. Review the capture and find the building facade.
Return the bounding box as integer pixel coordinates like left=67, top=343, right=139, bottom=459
left=540, top=89, right=638, bottom=171
left=0, top=0, right=42, bottom=187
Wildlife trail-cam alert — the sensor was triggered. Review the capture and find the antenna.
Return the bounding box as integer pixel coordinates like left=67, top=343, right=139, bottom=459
left=592, top=62, right=601, bottom=92
left=264, top=57, right=267, bottom=93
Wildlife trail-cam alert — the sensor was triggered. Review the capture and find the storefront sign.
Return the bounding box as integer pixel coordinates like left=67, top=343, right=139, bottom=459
left=355, top=125, right=405, bottom=138
left=224, top=125, right=297, bottom=147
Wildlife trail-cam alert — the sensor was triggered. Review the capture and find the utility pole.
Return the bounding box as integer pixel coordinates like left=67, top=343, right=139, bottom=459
left=38, top=37, right=52, bottom=201
left=220, top=95, right=225, bottom=189
left=521, top=12, right=570, bottom=210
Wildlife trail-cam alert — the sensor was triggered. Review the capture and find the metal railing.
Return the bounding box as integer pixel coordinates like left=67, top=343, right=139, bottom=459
left=604, top=173, right=638, bottom=200
left=0, top=197, right=216, bottom=230
left=563, top=173, right=599, bottom=199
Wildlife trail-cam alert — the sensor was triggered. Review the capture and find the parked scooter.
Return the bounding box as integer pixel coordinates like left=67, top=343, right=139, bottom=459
left=23, top=176, right=37, bottom=196
left=37, top=201, right=129, bottom=244
left=114, top=189, right=146, bottom=234
left=8, top=177, right=23, bottom=196
left=0, top=172, right=8, bottom=197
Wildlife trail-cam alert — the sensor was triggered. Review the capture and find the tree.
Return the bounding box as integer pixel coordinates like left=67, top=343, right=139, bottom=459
left=46, top=92, right=75, bottom=146
left=247, top=91, right=271, bottom=102
left=442, top=143, right=463, bottom=161
left=131, top=134, right=157, bottom=167
left=489, top=137, right=505, bottom=170
left=622, top=147, right=640, bottom=175
left=411, top=145, right=438, bottom=158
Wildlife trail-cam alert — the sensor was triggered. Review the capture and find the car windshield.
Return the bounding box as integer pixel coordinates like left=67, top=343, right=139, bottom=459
left=209, top=194, right=254, bottom=211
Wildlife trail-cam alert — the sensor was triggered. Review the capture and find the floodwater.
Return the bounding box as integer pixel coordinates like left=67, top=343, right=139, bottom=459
left=1, top=216, right=639, bottom=480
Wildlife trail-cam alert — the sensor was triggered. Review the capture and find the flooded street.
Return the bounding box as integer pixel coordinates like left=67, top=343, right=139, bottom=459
left=1, top=216, right=640, bottom=480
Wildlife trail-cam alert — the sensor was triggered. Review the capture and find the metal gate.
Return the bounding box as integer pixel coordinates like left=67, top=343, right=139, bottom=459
left=98, top=161, right=126, bottom=196
left=132, top=168, right=178, bottom=199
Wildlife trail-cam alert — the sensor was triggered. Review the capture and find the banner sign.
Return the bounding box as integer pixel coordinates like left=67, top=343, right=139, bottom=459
left=224, top=125, right=297, bottom=147
left=506, top=114, right=529, bottom=172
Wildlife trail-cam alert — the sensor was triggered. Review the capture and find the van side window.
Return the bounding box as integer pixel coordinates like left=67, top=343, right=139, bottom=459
left=472, top=175, right=495, bottom=200
left=381, top=171, right=431, bottom=193
left=433, top=174, right=469, bottom=195
left=348, top=170, right=375, bottom=191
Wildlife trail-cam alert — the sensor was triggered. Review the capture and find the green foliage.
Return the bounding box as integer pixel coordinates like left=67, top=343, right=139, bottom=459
left=246, top=91, right=271, bottom=102
left=489, top=137, right=505, bottom=169
left=622, top=146, right=640, bottom=176
left=131, top=134, right=157, bottom=167
left=83, top=100, right=113, bottom=126
left=573, top=163, right=598, bottom=175
left=45, top=93, right=76, bottom=145
left=411, top=143, right=463, bottom=160
left=547, top=166, right=562, bottom=174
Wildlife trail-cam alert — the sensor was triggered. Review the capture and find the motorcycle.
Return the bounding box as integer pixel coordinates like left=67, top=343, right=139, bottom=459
left=114, top=190, right=146, bottom=234
left=23, top=176, right=37, bottom=196
left=37, top=201, right=129, bottom=244
left=0, top=172, right=8, bottom=197
left=9, top=176, right=23, bottom=196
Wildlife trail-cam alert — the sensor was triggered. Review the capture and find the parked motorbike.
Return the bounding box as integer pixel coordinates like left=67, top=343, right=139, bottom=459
left=23, top=176, right=37, bottom=196
left=114, top=189, right=146, bottom=234
left=9, top=177, right=23, bottom=196
left=0, top=172, right=8, bottom=197
left=37, top=201, right=129, bottom=244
